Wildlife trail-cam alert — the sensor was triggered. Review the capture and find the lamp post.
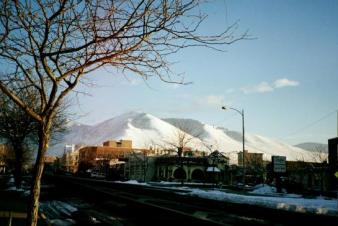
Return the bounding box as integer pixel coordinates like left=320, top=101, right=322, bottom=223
left=221, top=106, right=246, bottom=187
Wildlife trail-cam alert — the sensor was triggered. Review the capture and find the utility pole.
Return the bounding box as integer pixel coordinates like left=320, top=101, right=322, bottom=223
left=222, top=106, right=246, bottom=187
left=242, top=109, right=246, bottom=187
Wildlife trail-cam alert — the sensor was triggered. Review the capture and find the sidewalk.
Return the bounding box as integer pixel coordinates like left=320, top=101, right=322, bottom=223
left=0, top=176, right=48, bottom=226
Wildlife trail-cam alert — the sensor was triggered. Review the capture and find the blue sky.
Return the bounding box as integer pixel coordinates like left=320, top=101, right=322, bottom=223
left=73, top=0, right=338, bottom=145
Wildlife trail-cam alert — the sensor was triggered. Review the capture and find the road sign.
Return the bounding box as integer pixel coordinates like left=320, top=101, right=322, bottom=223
left=272, top=156, right=286, bottom=173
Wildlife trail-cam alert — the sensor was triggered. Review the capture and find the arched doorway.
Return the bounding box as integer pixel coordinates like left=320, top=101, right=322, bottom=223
left=173, top=167, right=186, bottom=180
left=191, top=169, right=204, bottom=181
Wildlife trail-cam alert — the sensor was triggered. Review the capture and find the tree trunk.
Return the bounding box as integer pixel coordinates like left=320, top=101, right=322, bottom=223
left=26, top=125, right=50, bottom=226
left=14, top=144, right=23, bottom=189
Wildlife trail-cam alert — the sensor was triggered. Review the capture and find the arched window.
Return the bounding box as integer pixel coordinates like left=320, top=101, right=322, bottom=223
left=191, top=169, right=204, bottom=181
left=173, top=167, right=186, bottom=180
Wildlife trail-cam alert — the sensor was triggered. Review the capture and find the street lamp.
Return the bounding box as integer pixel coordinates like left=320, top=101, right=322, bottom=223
left=221, top=106, right=246, bottom=187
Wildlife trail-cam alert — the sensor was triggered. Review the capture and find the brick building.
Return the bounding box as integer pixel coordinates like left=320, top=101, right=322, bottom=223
left=78, top=140, right=150, bottom=176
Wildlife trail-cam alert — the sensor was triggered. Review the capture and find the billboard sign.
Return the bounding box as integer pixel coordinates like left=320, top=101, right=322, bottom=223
left=272, top=155, right=286, bottom=173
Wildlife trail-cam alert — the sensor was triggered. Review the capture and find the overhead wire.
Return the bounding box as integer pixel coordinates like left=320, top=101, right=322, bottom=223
left=283, top=109, right=338, bottom=139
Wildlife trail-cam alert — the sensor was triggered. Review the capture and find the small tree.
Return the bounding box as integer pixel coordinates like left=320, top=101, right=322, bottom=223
left=0, top=87, right=67, bottom=188
left=0, top=89, right=38, bottom=188
left=165, top=120, right=205, bottom=157
left=311, top=145, right=328, bottom=194
left=0, top=1, right=246, bottom=225
left=163, top=120, right=205, bottom=184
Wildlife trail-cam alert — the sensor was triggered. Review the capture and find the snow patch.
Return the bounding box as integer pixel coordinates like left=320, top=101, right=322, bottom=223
left=182, top=188, right=337, bottom=216
left=115, top=180, right=149, bottom=186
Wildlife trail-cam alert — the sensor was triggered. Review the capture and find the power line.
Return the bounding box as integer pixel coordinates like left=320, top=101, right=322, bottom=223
left=283, top=109, right=337, bottom=138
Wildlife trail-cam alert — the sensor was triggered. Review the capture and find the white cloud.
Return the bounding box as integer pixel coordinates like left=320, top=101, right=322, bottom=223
left=274, top=78, right=299, bottom=88
left=241, top=78, right=299, bottom=94
left=192, top=94, right=236, bottom=112
left=194, top=95, right=225, bottom=107
left=241, top=81, right=274, bottom=94
left=205, top=95, right=225, bottom=107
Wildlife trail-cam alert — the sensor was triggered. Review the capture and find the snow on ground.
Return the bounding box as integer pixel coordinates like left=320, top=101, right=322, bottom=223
left=5, top=175, right=32, bottom=195
left=181, top=188, right=337, bottom=216
left=113, top=180, right=337, bottom=216
left=48, top=219, right=75, bottom=226
left=5, top=186, right=25, bottom=192
left=249, top=184, right=303, bottom=198
left=115, top=180, right=149, bottom=186
left=251, top=184, right=285, bottom=195
left=40, top=201, right=78, bottom=226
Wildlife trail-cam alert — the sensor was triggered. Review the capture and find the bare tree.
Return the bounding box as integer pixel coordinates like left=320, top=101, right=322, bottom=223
left=162, top=120, right=206, bottom=184
left=311, top=145, right=328, bottom=163
left=165, top=119, right=205, bottom=157
left=310, top=145, right=328, bottom=194
left=0, top=1, right=246, bottom=225
left=0, top=86, right=68, bottom=189
left=0, top=90, right=37, bottom=189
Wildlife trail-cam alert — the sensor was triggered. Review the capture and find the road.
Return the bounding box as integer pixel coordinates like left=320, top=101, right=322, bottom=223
left=49, top=175, right=338, bottom=226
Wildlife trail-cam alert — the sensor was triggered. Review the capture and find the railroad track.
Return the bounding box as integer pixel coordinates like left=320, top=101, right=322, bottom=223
left=51, top=175, right=338, bottom=226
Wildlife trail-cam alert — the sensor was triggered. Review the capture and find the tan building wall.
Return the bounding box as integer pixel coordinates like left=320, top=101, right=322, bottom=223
left=62, top=149, right=80, bottom=173
left=78, top=140, right=149, bottom=172
left=103, top=140, right=132, bottom=148
left=238, top=150, right=263, bottom=167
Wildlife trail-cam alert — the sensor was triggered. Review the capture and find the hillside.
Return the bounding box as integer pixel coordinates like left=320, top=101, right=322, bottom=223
left=49, top=112, right=317, bottom=163
left=294, top=142, right=328, bottom=153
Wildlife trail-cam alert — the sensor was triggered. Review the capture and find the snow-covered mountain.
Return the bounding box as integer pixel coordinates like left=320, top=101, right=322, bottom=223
left=163, top=118, right=318, bottom=163
left=49, top=111, right=319, bottom=163
left=50, top=112, right=207, bottom=156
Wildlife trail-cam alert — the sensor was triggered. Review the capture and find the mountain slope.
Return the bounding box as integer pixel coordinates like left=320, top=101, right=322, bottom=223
left=49, top=112, right=208, bottom=155
left=50, top=112, right=317, bottom=163
left=164, top=118, right=317, bottom=162
left=294, top=142, right=328, bottom=153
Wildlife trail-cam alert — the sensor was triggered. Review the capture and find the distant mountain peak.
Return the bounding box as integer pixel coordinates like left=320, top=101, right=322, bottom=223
left=294, top=142, right=328, bottom=153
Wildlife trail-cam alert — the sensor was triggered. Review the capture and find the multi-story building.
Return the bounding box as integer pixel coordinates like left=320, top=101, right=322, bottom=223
left=237, top=150, right=263, bottom=168
left=61, top=144, right=82, bottom=173
left=78, top=140, right=149, bottom=175
left=124, top=153, right=156, bottom=182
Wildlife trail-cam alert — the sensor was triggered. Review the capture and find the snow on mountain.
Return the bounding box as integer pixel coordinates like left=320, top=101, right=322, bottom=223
left=49, top=112, right=317, bottom=163
left=49, top=112, right=208, bottom=156
left=165, top=118, right=317, bottom=162
left=243, top=133, right=315, bottom=162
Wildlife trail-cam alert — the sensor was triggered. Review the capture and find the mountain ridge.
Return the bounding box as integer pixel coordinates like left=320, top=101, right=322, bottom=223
left=50, top=111, right=322, bottom=163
